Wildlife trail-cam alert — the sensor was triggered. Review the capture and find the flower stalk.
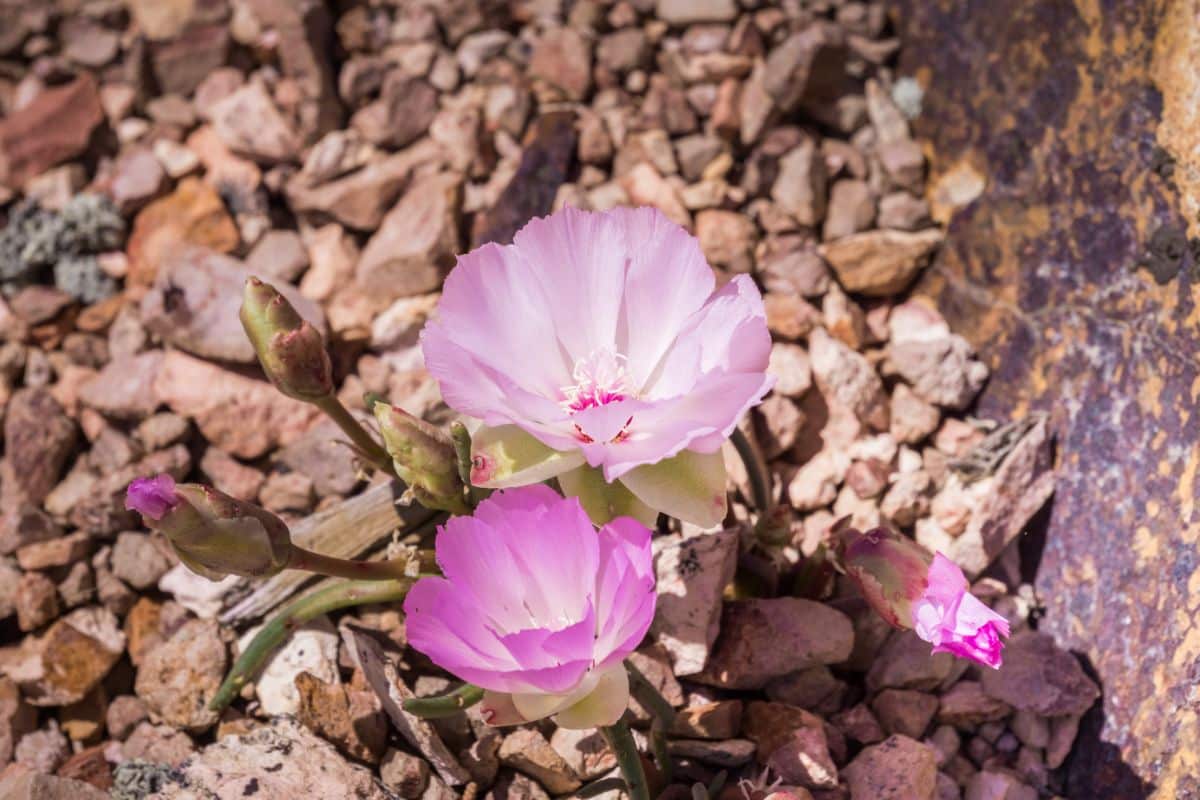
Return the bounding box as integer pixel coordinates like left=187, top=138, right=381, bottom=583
left=402, top=683, right=485, bottom=719
left=210, top=578, right=416, bottom=712
left=314, top=393, right=398, bottom=479
left=286, top=546, right=414, bottom=582
left=599, top=720, right=650, bottom=800
left=731, top=426, right=772, bottom=514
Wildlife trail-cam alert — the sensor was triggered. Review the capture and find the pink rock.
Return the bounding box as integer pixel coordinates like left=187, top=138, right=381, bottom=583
left=210, top=82, right=301, bottom=164
left=153, top=351, right=321, bottom=459
left=0, top=75, right=104, bottom=188
left=530, top=27, right=593, bottom=101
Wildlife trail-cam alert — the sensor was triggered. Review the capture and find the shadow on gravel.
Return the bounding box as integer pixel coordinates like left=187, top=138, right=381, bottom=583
left=1065, top=655, right=1156, bottom=800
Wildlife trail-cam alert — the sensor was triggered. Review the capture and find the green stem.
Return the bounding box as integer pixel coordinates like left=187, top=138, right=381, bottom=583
left=315, top=394, right=397, bottom=478
left=287, top=546, right=412, bottom=581
left=402, top=683, right=485, bottom=718
left=210, top=577, right=415, bottom=712
left=731, top=426, right=772, bottom=513
left=599, top=721, right=649, bottom=800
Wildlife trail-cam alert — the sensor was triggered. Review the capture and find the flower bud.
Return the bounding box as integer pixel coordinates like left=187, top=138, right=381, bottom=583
left=839, top=524, right=932, bottom=629
left=373, top=402, right=468, bottom=513
left=126, top=475, right=292, bottom=580
left=240, top=277, right=333, bottom=401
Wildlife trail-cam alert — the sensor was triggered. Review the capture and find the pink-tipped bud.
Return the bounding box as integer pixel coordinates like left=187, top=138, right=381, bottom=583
left=126, top=476, right=292, bottom=581
left=839, top=524, right=933, bottom=629
left=373, top=402, right=467, bottom=514
left=240, top=277, right=333, bottom=401
left=840, top=525, right=1010, bottom=669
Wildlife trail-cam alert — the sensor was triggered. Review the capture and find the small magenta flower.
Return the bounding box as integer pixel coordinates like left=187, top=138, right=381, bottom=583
left=420, top=207, right=774, bottom=527
left=841, top=526, right=1009, bottom=669
left=126, top=474, right=181, bottom=520
left=913, top=553, right=1010, bottom=669
left=403, top=484, right=655, bottom=729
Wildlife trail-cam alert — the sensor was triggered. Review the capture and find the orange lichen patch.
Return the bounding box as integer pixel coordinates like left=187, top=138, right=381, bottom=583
left=1152, top=0, right=1200, bottom=238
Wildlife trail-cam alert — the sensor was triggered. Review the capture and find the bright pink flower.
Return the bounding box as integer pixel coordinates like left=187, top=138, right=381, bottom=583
left=912, top=553, right=1010, bottom=669
left=125, top=474, right=181, bottom=520
left=403, top=484, right=655, bottom=728
left=420, top=207, right=773, bottom=527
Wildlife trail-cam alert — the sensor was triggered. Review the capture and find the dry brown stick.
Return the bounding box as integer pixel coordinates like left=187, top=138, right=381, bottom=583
left=218, top=481, right=437, bottom=624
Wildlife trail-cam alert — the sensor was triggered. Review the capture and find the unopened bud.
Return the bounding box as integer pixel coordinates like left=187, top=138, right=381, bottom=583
left=126, top=474, right=292, bottom=580
left=839, top=524, right=932, bottom=629
left=373, top=402, right=468, bottom=513
left=240, top=277, right=333, bottom=401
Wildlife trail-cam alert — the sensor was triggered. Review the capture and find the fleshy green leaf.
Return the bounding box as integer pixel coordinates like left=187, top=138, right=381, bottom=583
left=620, top=449, right=728, bottom=528
left=470, top=425, right=585, bottom=489
left=558, top=465, right=659, bottom=527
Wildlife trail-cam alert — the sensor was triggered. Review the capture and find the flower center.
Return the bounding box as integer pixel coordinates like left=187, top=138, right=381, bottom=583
left=562, top=348, right=630, bottom=413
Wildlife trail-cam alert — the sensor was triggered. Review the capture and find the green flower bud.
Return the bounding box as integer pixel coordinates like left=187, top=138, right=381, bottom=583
left=373, top=402, right=468, bottom=514
left=154, top=483, right=292, bottom=580
left=240, top=277, right=333, bottom=401
left=838, top=524, right=933, bottom=629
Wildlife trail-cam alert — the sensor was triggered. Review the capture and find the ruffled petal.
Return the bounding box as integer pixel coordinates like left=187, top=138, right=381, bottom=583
left=592, top=517, right=656, bottom=667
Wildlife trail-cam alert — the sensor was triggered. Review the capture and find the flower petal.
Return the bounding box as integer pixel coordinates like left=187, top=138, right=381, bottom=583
left=619, top=449, right=728, bottom=528
left=553, top=663, right=631, bottom=730
left=558, top=464, right=659, bottom=527
left=470, top=424, right=585, bottom=489
left=592, top=517, right=656, bottom=668
left=479, top=691, right=527, bottom=726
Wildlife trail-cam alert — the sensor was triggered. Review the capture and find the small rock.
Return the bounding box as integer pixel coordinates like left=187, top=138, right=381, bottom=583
left=104, top=695, right=148, bottom=741
left=620, top=163, right=690, bottom=228
left=0, top=75, right=104, bottom=188
left=668, top=738, right=757, bottom=768
left=650, top=528, right=739, bottom=676
left=548, top=727, right=616, bottom=780
left=963, top=770, right=1036, bottom=800
left=843, top=735, right=938, bottom=800
left=696, top=209, right=757, bottom=272
left=766, top=665, right=847, bottom=714
left=979, top=633, right=1099, bottom=717
left=879, top=140, right=925, bottom=190
left=154, top=350, right=321, bottom=459
left=198, top=447, right=264, bottom=502
left=1, top=677, right=36, bottom=764
left=1008, top=710, right=1049, bottom=749
left=354, top=76, right=438, bottom=150
left=819, top=229, right=943, bottom=297
left=530, top=27, right=593, bottom=101
left=824, top=179, right=876, bottom=240
left=15, top=532, right=91, bottom=572
left=246, top=230, right=310, bottom=282
left=743, top=702, right=838, bottom=789
left=872, top=689, right=939, bottom=739
left=126, top=177, right=240, bottom=286
left=17, top=606, right=125, bottom=707
left=498, top=729, right=581, bottom=794
left=696, top=598, right=854, bottom=689
left=141, top=245, right=325, bottom=365
left=111, top=532, right=172, bottom=591
left=78, top=352, right=163, bottom=421
left=879, top=192, right=931, bottom=230
left=287, top=144, right=439, bottom=231
left=3, top=389, right=77, bottom=506
left=210, top=82, right=301, bottom=164
left=866, top=631, right=957, bottom=692
left=260, top=471, right=315, bottom=513
left=656, top=0, right=737, bottom=24
left=108, top=148, right=166, bottom=213
left=295, top=671, right=388, bottom=764
left=381, top=749, right=432, bottom=798
left=120, top=721, right=195, bottom=765
left=14, top=721, right=70, bottom=774
left=356, top=172, right=462, bottom=304
left=484, top=771, right=550, bottom=800
left=0, top=772, right=108, bottom=800
left=670, top=700, right=744, bottom=740
left=809, top=328, right=889, bottom=430
left=890, top=384, right=941, bottom=444
left=832, top=704, right=886, bottom=745
left=772, top=139, right=828, bottom=227
left=763, top=27, right=847, bottom=114
left=15, top=572, right=60, bottom=631
left=152, top=717, right=392, bottom=799
left=761, top=241, right=832, bottom=297
left=134, top=618, right=227, bottom=733
left=937, top=682, right=1012, bottom=727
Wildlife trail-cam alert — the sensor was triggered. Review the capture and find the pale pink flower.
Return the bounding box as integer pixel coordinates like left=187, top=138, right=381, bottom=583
left=420, top=206, right=773, bottom=527
left=913, top=553, right=1010, bottom=669
left=403, top=485, right=655, bottom=728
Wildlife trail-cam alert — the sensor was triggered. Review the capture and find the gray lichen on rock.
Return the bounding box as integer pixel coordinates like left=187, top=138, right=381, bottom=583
left=0, top=193, right=124, bottom=300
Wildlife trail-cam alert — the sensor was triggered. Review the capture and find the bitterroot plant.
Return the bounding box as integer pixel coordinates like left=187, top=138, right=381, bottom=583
left=126, top=207, right=1007, bottom=799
